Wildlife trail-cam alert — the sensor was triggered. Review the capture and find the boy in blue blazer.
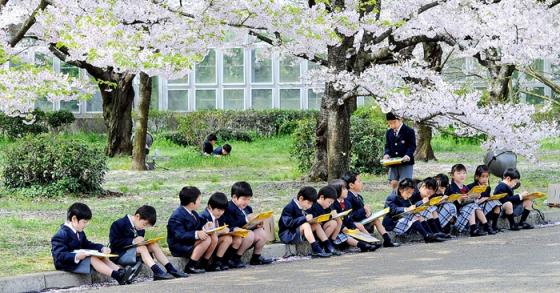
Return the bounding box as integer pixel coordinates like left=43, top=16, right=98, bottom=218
left=109, top=205, right=187, bottom=281
left=199, top=192, right=233, bottom=271
left=223, top=181, right=272, bottom=268
left=167, top=186, right=217, bottom=274
left=51, top=203, right=134, bottom=285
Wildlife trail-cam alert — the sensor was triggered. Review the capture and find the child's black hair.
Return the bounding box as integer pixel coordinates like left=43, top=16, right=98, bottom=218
left=67, top=202, right=92, bottom=221
left=503, top=168, right=521, bottom=180
left=420, top=177, right=438, bottom=191
left=474, top=165, right=490, bottom=184
left=207, top=134, right=217, bottom=141
left=135, top=205, right=157, bottom=226
left=434, top=173, right=449, bottom=189
left=223, top=144, right=232, bottom=154
left=231, top=181, right=253, bottom=198
left=179, top=186, right=202, bottom=206
left=318, top=186, right=338, bottom=200
left=208, top=192, right=228, bottom=210
left=328, top=179, right=347, bottom=198
left=341, top=171, right=359, bottom=189
left=297, top=186, right=318, bottom=202
left=397, top=178, right=415, bottom=193
left=450, top=164, right=467, bottom=176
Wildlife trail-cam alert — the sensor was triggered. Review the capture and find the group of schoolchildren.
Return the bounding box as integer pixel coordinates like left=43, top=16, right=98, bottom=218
left=51, top=181, right=271, bottom=285
left=51, top=112, right=537, bottom=285
left=202, top=134, right=232, bottom=156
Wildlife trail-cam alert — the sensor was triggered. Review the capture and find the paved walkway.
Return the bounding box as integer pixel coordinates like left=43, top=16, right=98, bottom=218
left=86, top=225, right=560, bottom=293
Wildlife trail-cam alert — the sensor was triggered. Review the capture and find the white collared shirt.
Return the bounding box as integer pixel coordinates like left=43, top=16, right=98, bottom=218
left=394, top=123, right=403, bottom=137
left=207, top=208, right=218, bottom=227
left=65, top=222, right=82, bottom=264
left=184, top=207, right=200, bottom=240
left=127, top=214, right=135, bottom=230
left=293, top=198, right=303, bottom=210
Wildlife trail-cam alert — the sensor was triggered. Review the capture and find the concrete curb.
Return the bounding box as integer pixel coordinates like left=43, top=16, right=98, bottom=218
left=1, top=210, right=559, bottom=293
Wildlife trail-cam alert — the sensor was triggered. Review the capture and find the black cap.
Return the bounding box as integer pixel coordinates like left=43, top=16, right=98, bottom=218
left=386, top=112, right=398, bottom=121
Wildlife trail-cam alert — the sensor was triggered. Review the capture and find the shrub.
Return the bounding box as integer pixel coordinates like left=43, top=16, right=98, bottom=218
left=0, top=109, right=76, bottom=139
left=290, top=118, right=317, bottom=173
left=2, top=134, right=108, bottom=197
left=175, top=110, right=319, bottom=146
left=290, top=106, right=387, bottom=175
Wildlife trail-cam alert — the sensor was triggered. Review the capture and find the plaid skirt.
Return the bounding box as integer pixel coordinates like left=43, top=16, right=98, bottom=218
left=419, top=206, right=438, bottom=219
left=393, top=213, right=419, bottom=235
left=455, top=203, right=481, bottom=232
left=479, top=199, right=502, bottom=215
left=438, top=203, right=457, bottom=227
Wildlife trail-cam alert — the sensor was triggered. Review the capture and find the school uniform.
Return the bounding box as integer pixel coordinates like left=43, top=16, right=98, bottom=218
left=383, top=190, right=418, bottom=235
left=278, top=199, right=308, bottom=244
left=212, top=146, right=224, bottom=155
left=109, top=215, right=145, bottom=265
left=51, top=223, right=104, bottom=273
left=467, top=183, right=502, bottom=215
left=332, top=198, right=357, bottom=230
left=200, top=208, right=226, bottom=230
left=223, top=201, right=253, bottom=230
left=384, top=123, right=416, bottom=181
left=494, top=182, right=525, bottom=216
left=412, top=189, right=438, bottom=220
left=347, top=190, right=368, bottom=223
left=435, top=193, right=457, bottom=228
left=202, top=141, right=213, bottom=154
left=447, top=182, right=481, bottom=232
left=167, top=206, right=205, bottom=257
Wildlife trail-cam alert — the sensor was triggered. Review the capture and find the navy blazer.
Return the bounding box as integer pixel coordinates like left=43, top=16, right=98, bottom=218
left=212, top=146, right=223, bottom=155
left=384, top=123, right=416, bottom=165
left=51, top=224, right=103, bottom=271
left=382, top=191, right=414, bottom=231
left=278, top=199, right=308, bottom=234
left=332, top=198, right=356, bottom=229
left=202, top=141, right=213, bottom=154
left=347, top=191, right=367, bottom=222
left=109, top=215, right=145, bottom=257
left=223, top=201, right=253, bottom=230
left=167, top=206, right=204, bottom=257
left=447, top=181, right=471, bottom=208
left=306, top=202, right=332, bottom=218
left=199, top=208, right=227, bottom=228
left=494, top=182, right=521, bottom=204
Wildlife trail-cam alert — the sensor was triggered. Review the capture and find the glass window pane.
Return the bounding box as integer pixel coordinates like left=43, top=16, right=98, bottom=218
left=168, top=90, right=188, bottom=111
left=224, top=89, right=244, bottom=110
left=280, top=56, right=300, bottom=83
left=363, top=96, right=375, bottom=106
left=168, top=75, right=188, bottom=84
left=223, top=48, right=244, bottom=84
left=150, top=76, right=159, bottom=110
left=195, top=50, right=216, bottom=84
left=526, top=59, right=545, bottom=81
left=526, top=87, right=545, bottom=104
left=251, top=89, right=272, bottom=109
left=308, top=89, right=322, bottom=110
left=60, top=62, right=80, bottom=78
left=60, top=100, right=80, bottom=113
left=251, top=49, right=272, bottom=83
left=280, top=89, right=300, bottom=109
left=86, top=90, right=103, bottom=112
left=35, top=97, right=53, bottom=111
left=35, top=52, right=53, bottom=69
left=196, top=90, right=216, bottom=110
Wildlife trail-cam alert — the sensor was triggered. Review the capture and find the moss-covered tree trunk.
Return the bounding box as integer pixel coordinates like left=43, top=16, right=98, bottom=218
left=131, top=72, right=151, bottom=170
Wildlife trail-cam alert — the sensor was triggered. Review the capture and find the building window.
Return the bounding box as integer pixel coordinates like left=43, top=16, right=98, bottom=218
left=251, top=89, right=272, bottom=109
left=168, top=90, right=189, bottom=111
left=223, top=89, right=244, bottom=110
left=35, top=97, right=54, bottom=111
left=196, top=49, right=217, bottom=84
left=279, top=56, right=301, bottom=83
left=280, top=89, right=300, bottom=109
left=526, top=87, right=545, bottom=104
left=195, top=89, right=216, bottom=110
left=86, top=91, right=103, bottom=112
left=223, top=48, right=244, bottom=84
left=251, top=49, right=272, bottom=83
left=150, top=76, right=159, bottom=110
left=308, top=89, right=322, bottom=110
left=60, top=100, right=80, bottom=113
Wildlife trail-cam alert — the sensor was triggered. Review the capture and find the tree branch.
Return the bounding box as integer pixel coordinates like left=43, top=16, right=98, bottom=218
left=248, top=30, right=328, bottom=66
left=8, top=0, right=50, bottom=47
left=550, top=0, right=560, bottom=9
left=521, top=66, right=560, bottom=95
left=47, top=43, right=109, bottom=80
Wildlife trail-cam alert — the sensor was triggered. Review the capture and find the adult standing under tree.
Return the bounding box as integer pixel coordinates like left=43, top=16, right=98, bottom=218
left=383, top=113, right=416, bottom=189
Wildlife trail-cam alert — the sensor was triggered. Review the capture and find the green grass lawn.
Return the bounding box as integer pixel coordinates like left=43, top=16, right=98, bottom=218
left=0, top=134, right=559, bottom=277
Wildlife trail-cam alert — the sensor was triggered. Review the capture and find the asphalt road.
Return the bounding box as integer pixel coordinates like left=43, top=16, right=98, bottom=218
left=86, top=225, right=560, bottom=293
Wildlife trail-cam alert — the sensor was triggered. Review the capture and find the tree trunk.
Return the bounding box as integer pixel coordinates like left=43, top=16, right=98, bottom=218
left=308, top=87, right=329, bottom=181
left=487, top=64, right=515, bottom=102
left=325, top=84, right=352, bottom=181
left=131, top=72, right=151, bottom=170
left=414, top=122, right=436, bottom=161
left=99, top=73, right=136, bottom=157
